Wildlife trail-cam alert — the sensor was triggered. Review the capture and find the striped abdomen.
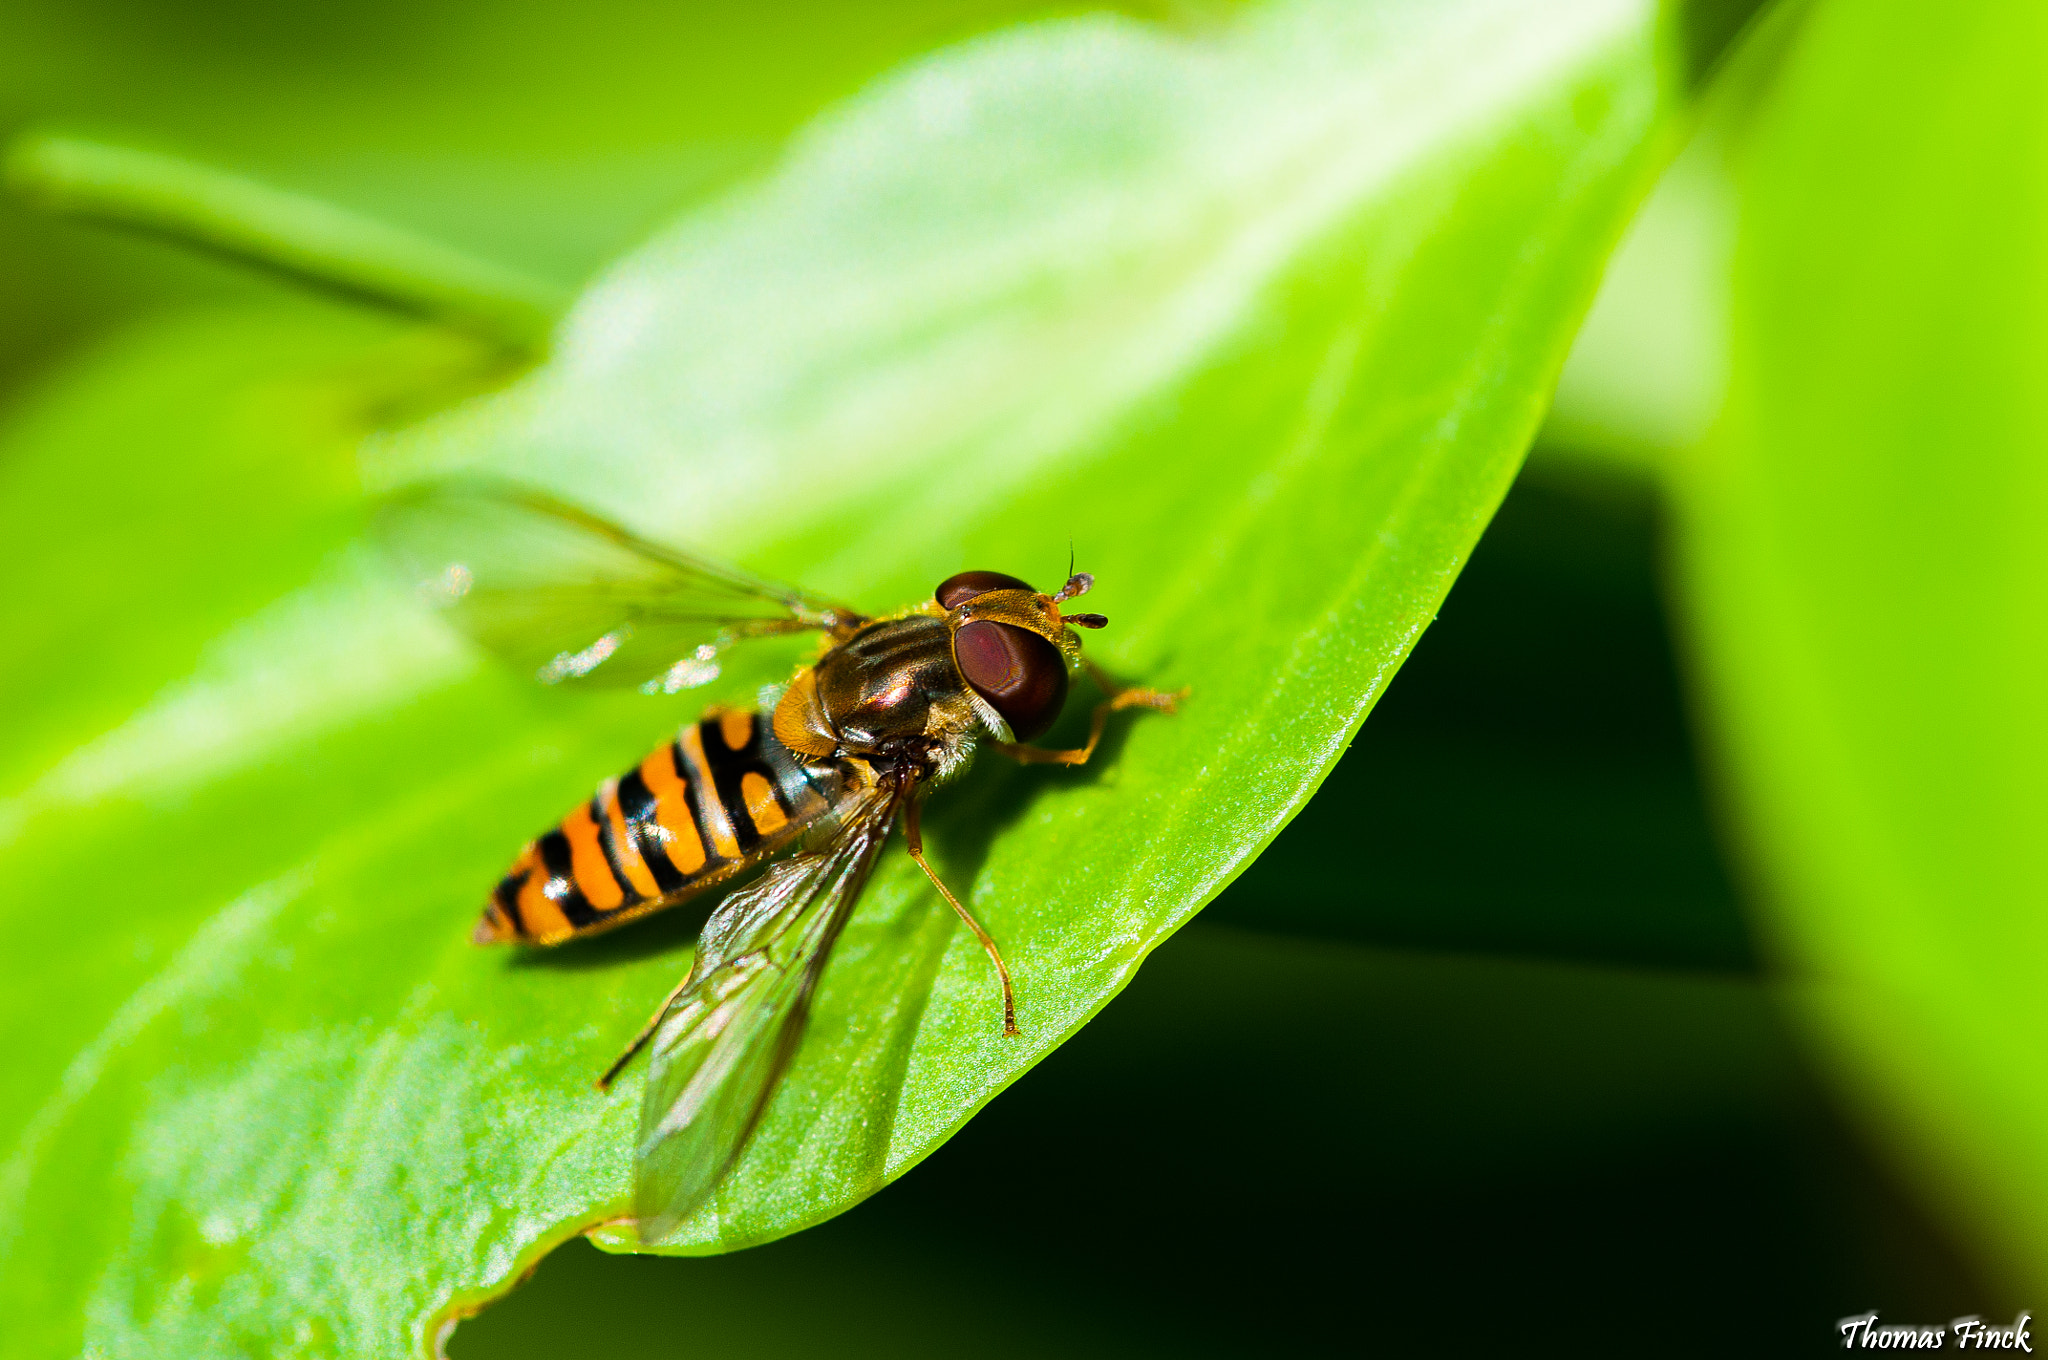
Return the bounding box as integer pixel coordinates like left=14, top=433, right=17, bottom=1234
left=478, top=709, right=849, bottom=945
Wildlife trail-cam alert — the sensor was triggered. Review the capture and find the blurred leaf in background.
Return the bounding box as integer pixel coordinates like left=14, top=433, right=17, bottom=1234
left=0, top=0, right=1700, bottom=1355
left=0, top=0, right=1130, bottom=387
left=1672, top=0, right=2048, bottom=1298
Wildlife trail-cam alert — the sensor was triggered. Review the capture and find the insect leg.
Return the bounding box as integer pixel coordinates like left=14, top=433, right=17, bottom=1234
left=596, top=970, right=698, bottom=1092
left=904, top=796, right=1021, bottom=1037
left=993, top=659, right=1185, bottom=767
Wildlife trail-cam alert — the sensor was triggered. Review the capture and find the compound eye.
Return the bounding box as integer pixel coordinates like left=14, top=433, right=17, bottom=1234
left=953, top=619, right=1068, bottom=741
left=936, top=570, right=1035, bottom=610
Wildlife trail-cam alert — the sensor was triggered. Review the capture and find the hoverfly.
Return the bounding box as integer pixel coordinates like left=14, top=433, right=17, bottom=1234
left=381, top=483, right=1180, bottom=1242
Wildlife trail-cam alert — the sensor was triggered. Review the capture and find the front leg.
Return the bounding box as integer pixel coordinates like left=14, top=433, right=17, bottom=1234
left=993, top=660, right=1185, bottom=767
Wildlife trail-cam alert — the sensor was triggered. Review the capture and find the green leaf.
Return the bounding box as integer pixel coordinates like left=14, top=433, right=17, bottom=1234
left=6, top=136, right=570, bottom=348
left=1, top=0, right=1681, bottom=1353
left=1671, top=0, right=2048, bottom=1292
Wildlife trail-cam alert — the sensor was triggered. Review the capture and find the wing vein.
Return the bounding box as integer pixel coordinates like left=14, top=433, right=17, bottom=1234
left=375, top=480, right=863, bottom=690
left=631, top=775, right=901, bottom=1242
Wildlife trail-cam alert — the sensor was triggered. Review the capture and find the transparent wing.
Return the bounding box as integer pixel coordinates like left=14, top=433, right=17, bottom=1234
left=633, top=777, right=902, bottom=1243
left=376, top=480, right=863, bottom=691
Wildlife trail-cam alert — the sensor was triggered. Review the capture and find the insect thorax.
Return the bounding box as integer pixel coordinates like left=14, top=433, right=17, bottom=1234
left=772, top=613, right=996, bottom=778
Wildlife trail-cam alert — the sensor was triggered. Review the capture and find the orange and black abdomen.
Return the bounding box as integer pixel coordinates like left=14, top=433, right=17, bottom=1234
left=479, top=709, right=846, bottom=945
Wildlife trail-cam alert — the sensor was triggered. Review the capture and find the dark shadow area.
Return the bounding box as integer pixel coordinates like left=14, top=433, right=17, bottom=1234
left=1680, top=0, right=1778, bottom=90
left=1206, top=462, right=1754, bottom=971
left=456, top=923, right=1995, bottom=1359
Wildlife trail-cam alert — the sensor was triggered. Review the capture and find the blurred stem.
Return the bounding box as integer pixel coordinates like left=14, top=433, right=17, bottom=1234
left=6, top=134, right=568, bottom=351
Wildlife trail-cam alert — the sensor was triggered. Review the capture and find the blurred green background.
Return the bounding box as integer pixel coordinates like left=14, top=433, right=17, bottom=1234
left=4, top=0, right=2035, bottom=1353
